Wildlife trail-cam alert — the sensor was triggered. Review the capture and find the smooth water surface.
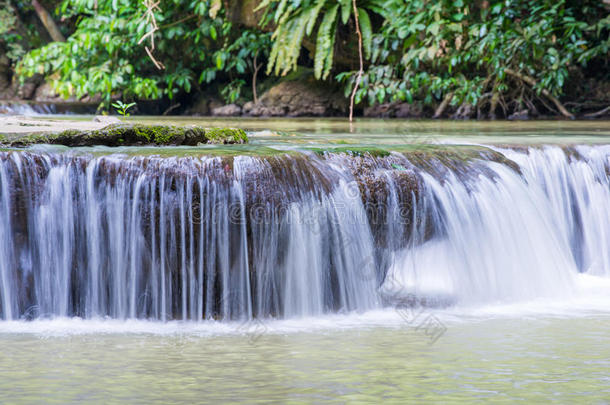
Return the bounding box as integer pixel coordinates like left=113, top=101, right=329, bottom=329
left=26, top=116, right=610, bottom=148
left=1, top=313, right=609, bottom=403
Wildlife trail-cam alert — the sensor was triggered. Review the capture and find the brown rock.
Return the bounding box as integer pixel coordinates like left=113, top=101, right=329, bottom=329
left=364, top=102, right=424, bottom=118
left=245, top=74, right=347, bottom=117
left=211, top=103, right=242, bottom=116
left=508, top=109, right=530, bottom=121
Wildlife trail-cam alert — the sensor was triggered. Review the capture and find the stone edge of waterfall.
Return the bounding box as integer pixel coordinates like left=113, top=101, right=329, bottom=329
left=0, top=123, right=248, bottom=147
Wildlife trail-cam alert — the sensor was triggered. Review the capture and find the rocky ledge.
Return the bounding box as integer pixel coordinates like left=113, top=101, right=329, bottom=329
left=1, top=123, right=248, bottom=147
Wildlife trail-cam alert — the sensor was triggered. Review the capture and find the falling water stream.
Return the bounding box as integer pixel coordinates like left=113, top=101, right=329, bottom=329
left=0, top=143, right=608, bottom=320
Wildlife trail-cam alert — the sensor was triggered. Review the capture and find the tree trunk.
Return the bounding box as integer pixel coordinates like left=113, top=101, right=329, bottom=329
left=433, top=92, right=454, bottom=119
left=349, top=0, right=363, bottom=124
left=252, top=52, right=260, bottom=104
left=31, top=0, right=65, bottom=42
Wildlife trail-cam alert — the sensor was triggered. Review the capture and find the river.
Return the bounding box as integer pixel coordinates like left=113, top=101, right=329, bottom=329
left=0, top=118, right=609, bottom=402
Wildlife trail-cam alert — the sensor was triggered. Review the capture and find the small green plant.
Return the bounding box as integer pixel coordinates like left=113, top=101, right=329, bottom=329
left=112, top=100, right=137, bottom=117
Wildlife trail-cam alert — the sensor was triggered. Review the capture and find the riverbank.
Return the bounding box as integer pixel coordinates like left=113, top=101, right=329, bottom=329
left=2, top=71, right=609, bottom=120
left=0, top=116, right=248, bottom=146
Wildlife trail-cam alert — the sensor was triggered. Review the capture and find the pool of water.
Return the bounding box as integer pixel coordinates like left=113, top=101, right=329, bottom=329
left=1, top=311, right=609, bottom=403
left=15, top=117, right=610, bottom=150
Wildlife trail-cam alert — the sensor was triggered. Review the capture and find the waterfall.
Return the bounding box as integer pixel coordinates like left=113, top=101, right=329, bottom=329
left=0, top=102, right=55, bottom=115
left=0, top=145, right=608, bottom=321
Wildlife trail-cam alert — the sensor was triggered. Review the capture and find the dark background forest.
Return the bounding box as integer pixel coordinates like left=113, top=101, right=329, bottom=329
left=1, top=0, right=608, bottom=118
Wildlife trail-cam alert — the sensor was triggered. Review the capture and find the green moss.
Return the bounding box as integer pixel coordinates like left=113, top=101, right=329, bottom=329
left=3, top=124, right=248, bottom=147
left=309, top=146, right=391, bottom=157
left=205, top=127, right=248, bottom=144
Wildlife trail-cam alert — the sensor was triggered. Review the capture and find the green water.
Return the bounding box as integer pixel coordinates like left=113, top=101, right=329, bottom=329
left=13, top=118, right=610, bottom=159
left=24, top=117, right=610, bottom=149
left=1, top=316, right=609, bottom=403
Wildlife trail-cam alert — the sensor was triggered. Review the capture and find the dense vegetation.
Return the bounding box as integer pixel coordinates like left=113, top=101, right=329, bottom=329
left=1, top=0, right=609, bottom=118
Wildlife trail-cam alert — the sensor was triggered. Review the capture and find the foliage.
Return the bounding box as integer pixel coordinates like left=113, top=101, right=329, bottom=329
left=16, top=0, right=271, bottom=109
left=260, top=0, right=383, bottom=80
left=112, top=100, right=136, bottom=116
left=0, top=1, right=26, bottom=63
left=8, top=0, right=610, bottom=117
left=338, top=0, right=610, bottom=115
left=201, top=29, right=271, bottom=102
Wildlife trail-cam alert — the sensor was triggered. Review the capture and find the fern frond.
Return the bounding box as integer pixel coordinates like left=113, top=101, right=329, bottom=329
left=339, top=0, right=351, bottom=24
left=275, top=0, right=289, bottom=22
left=285, top=13, right=310, bottom=74
left=267, top=23, right=283, bottom=75
left=306, top=0, right=327, bottom=36
left=267, top=8, right=313, bottom=76
left=363, top=0, right=387, bottom=19
left=357, top=7, right=372, bottom=59
left=315, top=4, right=339, bottom=79
left=255, top=0, right=275, bottom=12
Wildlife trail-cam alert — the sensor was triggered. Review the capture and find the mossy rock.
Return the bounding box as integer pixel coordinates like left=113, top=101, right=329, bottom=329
left=3, top=124, right=248, bottom=147
left=205, top=127, right=249, bottom=144
left=310, top=146, right=391, bottom=158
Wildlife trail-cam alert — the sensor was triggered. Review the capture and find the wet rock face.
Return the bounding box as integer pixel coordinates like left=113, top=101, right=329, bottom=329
left=0, top=145, right=536, bottom=320
left=211, top=103, right=242, bottom=116
left=243, top=79, right=348, bottom=117
left=364, top=102, right=425, bottom=118
left=2, top=124, right=248, bottom=147
left=508, top=109, right=530, bottom=120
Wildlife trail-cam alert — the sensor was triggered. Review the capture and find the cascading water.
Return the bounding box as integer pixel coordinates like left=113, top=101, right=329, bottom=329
left=0, top=145, right=608, bottom=321
left=0, top=102, right=55, bottom=115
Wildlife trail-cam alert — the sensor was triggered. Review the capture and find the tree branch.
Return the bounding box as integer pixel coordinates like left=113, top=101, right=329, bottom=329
left=433, top=92, right=454, bottom=119
left=252, top=51, right=260, bottom=104
left=349, top=0, right=363, bottom=124
left=504, top=68, right=574, bottom=119
left=31, top=0, right=65, bottom=42
left=584, top=105, right=610, bottom=118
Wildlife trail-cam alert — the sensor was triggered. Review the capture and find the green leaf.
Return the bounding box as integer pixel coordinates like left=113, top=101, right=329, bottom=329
left=314, top=4, right=339, bottom=79
left=340, top=0, right=351, bottom=25
left=357, top=8, right=372, bottom=59
left=275, top=0, right=289, bottom=22
left=306, top=0, right=325, bottom=36
left=428, top=22, right=440, bottom=36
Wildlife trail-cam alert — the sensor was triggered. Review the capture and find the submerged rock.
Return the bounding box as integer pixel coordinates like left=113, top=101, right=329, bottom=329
left=2, top=123, right=248, bottom=147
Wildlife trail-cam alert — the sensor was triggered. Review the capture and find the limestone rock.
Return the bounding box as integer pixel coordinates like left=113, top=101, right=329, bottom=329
left=211, top=103, right=242, bottom=116
left=3, top=124, right=248, bottom=147
left=245, top=75, right=347, bottom=117
left=364, top=102, right=424, bottom=118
